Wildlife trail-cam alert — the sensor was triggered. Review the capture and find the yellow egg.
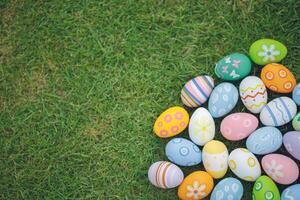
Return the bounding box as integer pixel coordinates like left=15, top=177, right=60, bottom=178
left=153, top=106, right=189, bottom=138
left=202, top=140, right=228, bottom=179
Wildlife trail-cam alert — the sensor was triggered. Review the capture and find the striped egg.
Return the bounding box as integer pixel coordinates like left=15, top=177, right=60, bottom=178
left=260, top=97, right=297, bottom=126
left=181, top=75, right=214, bottom=107
left=148, top=161, right=184, bottom=189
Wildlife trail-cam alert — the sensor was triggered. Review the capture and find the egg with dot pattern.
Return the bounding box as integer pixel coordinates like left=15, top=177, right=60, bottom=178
left=252, top=176, right=280, bottom=200
left=210, top=177, right=244, bottom=200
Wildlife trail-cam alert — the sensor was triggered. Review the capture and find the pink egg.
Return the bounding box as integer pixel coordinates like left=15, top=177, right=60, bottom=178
left=220, top=113, right=258, bottom=141
left=262, top=154, right=299, bottom=185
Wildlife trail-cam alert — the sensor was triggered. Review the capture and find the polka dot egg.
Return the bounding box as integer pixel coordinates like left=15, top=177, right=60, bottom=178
left=153, top=106, right=189, bottom=138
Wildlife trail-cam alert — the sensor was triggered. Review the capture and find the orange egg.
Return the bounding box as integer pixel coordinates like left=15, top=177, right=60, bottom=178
left=178, top=171, right=214, bottom=200
left=261, top=63, right=296, bottom=93
left=153, top=106, right=189, bottom=138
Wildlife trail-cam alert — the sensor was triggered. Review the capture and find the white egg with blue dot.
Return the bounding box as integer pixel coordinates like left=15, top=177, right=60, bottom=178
left=165, top=138, right=201, bottom=166
left=210, top=177, right=243, bottom=200
left=208, top=82, right=239, bottom=118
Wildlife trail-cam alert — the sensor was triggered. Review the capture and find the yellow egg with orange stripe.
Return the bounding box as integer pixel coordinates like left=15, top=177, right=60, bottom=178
left=153, top=106, right=189, bottom=138
left=202, top=140, right=228, bottom=179
left=148, top=161, right=184, bottom=189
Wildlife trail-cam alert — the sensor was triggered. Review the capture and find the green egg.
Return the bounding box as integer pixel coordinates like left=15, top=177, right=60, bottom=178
left=252, top=176, right=280, bottom=200
left=214, top=53, right=252, bottom=81
left=292, top=112, right=300, bottom=131
left=249, top=38, right=287, bottom=65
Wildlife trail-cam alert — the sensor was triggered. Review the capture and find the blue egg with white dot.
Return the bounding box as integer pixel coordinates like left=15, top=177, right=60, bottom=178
left=293, top=83, right=300, bottom=106
left=165, top=138, right=201, bottom=166
left=208, top=82, right=239, bottom=118
left=210, top=177, right=244, bottom=200
left=281, top=184, right=300, bottom=200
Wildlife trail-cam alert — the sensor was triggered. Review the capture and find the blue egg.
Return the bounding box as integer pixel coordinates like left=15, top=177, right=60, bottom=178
left=165, top=138, right=201, bottom=166
left=293, top=83, right=300, bottom=106
left=210, top=177, right=243, bottom=200
left=208, top=82, right=238, bottom=118
left=281, top=184, right=300, bottom=200
left=246, top=127, right=282, bottom=155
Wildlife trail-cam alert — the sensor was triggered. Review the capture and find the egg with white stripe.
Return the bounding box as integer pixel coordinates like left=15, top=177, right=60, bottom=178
left=181, top=75, right=214, bottom=107
left=148, top=161, right=184, bottom=189
left=260, top=97, right=297, bottom=126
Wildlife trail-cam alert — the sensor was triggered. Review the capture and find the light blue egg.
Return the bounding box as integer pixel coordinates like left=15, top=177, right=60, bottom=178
left=246, top=127, right=282, bottom=155
left=210, top=177, right=243, bottom=200
left=281, top=184, right=300, bottom=200
left=208, top=82, right=239, bottom=118
left=165, top=138, right=201, bottom=166
left=293, top=83, right=300, bottom=106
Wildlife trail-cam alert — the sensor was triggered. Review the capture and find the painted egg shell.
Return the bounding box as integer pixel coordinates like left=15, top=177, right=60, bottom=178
left=281, top=184, right=300, bottom=200
left=292, top=112, right=300, bottom=131
left=228, top=148, right=261, bottom=182
left=208, top=82, right=239, bottom=118
left=178, top=171, right=214, bottom=200
left=165, top=138, right=202, bottom=166
left=292, top=83, right=300, bottom=105
left=283, top=131, right=300, bottom=160
left=189, top=107, right=215, bottom=146
left=221, top=113, right=258, bottom=141
left=249, top=38, right=287, bottom=65
left=153, top=106, right=189, bottom=138
left=202, top=140, right=228, bottom=179
left=252, top=175, right=280, bottom=200
left=260, top=96, right=297, bottom=126
left=181, top=75, right=214, bottom=107
left=214, top=53, right=252, bottom=81
left=210, top=177, right=243, bottom=200
left=239, top=76, right=267, bottom=113
left=261, top=63, right=296, bottom=93
left=262, top=154, right=299, bottom=185
left=246, top=127, right=282, bottom=155
left=148, top=161, right=184, bottom=189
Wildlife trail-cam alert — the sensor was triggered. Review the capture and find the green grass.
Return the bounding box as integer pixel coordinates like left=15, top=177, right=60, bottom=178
left=1, top=0, right=300, bottom=199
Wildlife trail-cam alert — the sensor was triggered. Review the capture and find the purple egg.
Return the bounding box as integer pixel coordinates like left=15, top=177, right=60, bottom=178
left=283, top=131, right=300, bottom=161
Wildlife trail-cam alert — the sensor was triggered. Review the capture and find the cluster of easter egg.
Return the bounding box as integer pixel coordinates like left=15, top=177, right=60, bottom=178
left=148, top=39, right=300, bottom=200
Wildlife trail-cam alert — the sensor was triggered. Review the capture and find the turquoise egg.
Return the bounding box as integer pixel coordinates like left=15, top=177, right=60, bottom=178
left=282, top=184, right=300, bottom=200
left=210, top=177, right=243, bottom=200
left=165, top=138, right=201, bottom=166
left=208, top=82, right=239, bottom=118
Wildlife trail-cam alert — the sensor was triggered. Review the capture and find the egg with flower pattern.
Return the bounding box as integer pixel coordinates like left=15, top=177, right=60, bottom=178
left=261, top=63, right=296, bottom=93
left=178, top=171, right=214, bottom=200
left=283, top=131, right=300, bottom=161
left=153, top=106, right=189, bottom=138
left=189, top=107, right=215, bottom=146
left=228, top=148, right=261, bottom=182
left=202, top=140, right=228, bottom=179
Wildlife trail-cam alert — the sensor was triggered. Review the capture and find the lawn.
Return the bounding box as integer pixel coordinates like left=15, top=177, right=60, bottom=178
left=1, top=0, right=300, bottom=199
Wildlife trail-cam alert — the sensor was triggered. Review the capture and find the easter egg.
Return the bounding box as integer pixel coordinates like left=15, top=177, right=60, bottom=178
left=202, top=140, right=228, bottom=179
left=249, top=38, right=287, bottom=65
left=189, top=107, right=215, bottom=146
left=221, top=113, right=258, bottom=141
left=261, top=63, right=296, bottom=93
left=148, top=161, right=184, bottom=189
left=262, top=154, right=299, bottom=185
left=293, top=83, right=300, bottom=106
left=246, top=127, right=282, bottom=155
left=239, top=76, right=268, bottom=113
left=181, top=75, right=214, bottom=107
left=214, top=53, right=252, bottom=81
left=252, top=175, right=280, bottom=200
left=281, top=184, right=300, bottom=200
left=165, top=138, right=202, bottom=167
left=210, top=177, right=243, bottom=200
left=208, top=82, right=239, bottom=118
left=153, top=106, right=189, bottom=138
left=283, top=131, right=300, bottom=161
left=292, top=113, right=300, bottom=131
left=228, top=148, right=261, bottom=182
left=178, top=171, right=214, bottom=200
left=260, top=97, right=297, bottom=126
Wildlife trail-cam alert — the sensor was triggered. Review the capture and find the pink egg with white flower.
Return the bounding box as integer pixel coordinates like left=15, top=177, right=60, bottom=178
left=262, top=154, right=299, bottom=185
left=220, top=113, right=259, bottom=141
